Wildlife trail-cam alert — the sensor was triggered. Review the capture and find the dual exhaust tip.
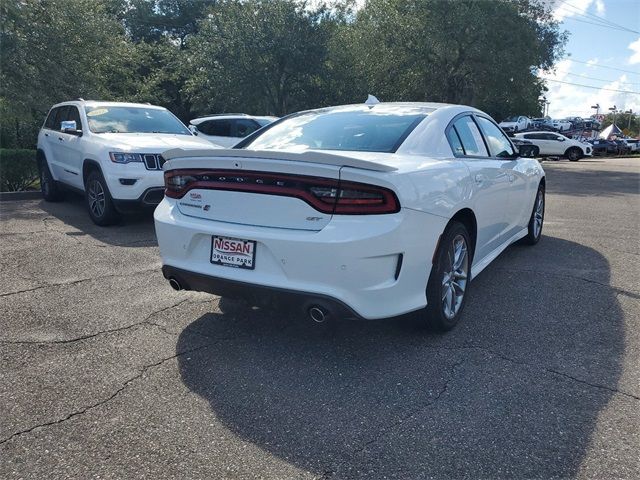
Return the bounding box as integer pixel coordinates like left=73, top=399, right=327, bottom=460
left=168, top=277, right=330, bottom=323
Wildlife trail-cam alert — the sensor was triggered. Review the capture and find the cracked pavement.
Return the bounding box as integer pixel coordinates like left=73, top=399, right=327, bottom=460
left=0, top=157, right=638, bottom=479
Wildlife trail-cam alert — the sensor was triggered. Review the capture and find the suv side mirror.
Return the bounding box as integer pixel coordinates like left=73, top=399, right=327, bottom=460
left=189, top=125, right=198, bottom=135
left=61, top=120, right=82, bottom=136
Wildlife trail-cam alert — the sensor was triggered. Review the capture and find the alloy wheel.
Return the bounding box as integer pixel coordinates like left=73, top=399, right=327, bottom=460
left=533, top=190, right=544, bottom=238
left=88, top=179, right=106, bottom=218
left=441, top=234, right=469, bottom=319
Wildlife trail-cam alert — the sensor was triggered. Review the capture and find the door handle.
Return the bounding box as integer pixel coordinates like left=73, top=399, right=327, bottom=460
left=44, top=133, right=49, bottom=137
left=58, top=137, right=64, bottom=141
left=475, top=174, right=486, bottom=184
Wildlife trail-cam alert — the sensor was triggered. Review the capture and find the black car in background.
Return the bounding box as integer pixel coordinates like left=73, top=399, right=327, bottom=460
left=589, top=139, right=620, bottom=156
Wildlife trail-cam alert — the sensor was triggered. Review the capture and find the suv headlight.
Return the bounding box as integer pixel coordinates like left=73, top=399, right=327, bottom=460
left=109, top=152, right=143, bottom=164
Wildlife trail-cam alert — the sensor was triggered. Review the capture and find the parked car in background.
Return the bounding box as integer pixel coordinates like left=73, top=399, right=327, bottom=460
left=531, top=117, right=555, bottom=131
left=551, top=119, right=572, bottom=132
left=621, top=138, right=639, bottom=152
left=499, top=115, right=531, bottom=133
left=155, top=101, right=545, bottom=331
left=37, top=100, right=217, bottom=225
left=515, top=131, right=592, bottom=161
left=511, top=138, right=539, bottom=157
left=589, top=139, right=619, bottom=156
left=613, top=139, right=632, bottom=155
left=189, top=114, right=279, bottom=147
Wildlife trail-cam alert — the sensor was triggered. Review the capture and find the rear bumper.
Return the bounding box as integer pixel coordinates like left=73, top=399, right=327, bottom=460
left=154, top=198, right=447, bottom=319
left=162, top=265, right=362, bottom=319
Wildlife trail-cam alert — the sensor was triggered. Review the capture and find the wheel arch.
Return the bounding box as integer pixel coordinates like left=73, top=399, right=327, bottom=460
left=447, top=208, right=477, bottom=263
left=82, top=159, right=103, bottom=184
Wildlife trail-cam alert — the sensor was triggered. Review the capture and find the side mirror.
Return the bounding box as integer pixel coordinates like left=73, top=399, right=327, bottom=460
left=515, top=144, right=536, bottom=158
left=61, top=120, right=82, bottom=136
left=189, top=125, right=198, bottom=135
left=558, top=137, right=565, bottom=142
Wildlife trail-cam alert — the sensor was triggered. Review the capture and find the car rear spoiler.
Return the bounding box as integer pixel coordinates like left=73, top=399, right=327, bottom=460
left=161, top=148, right=398, bottom=173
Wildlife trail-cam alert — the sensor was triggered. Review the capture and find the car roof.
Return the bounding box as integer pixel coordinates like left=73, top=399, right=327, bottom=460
left=51, top=100, right=166, bottom=110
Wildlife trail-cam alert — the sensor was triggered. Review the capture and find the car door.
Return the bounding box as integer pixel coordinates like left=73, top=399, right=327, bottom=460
left=448, top=114, right=511, bottom=262
left=546, top=133, right=567, bottom=155
left=476, top=115, right=532, bottom=240
left=50, top=105, right=85, bottom=188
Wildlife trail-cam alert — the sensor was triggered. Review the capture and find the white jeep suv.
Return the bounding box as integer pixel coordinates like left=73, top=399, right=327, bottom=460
left=37, top=100, right=217, bottom=225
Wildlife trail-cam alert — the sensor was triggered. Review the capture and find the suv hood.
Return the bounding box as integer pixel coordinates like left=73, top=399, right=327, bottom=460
left=96, top=133, right=221, bottom=152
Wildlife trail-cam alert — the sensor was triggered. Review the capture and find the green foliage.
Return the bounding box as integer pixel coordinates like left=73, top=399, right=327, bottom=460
left=0, top=149, right=38, bottom=192
left=1, top=0, right=567, bottom=148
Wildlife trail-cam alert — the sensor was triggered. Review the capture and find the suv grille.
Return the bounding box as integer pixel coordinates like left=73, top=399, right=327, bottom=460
left=142, top=154, right=166, bottom=171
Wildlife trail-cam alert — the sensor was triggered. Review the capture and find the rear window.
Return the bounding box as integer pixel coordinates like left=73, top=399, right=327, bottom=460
left=244, top=110, right=426, bottom=153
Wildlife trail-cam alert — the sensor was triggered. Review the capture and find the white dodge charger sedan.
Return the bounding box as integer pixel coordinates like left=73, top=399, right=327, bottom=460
left=154, top=102, right=545, bottom=330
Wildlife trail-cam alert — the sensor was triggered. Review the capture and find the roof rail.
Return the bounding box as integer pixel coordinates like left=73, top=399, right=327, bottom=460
left=75, top=98, right=85, bottom=101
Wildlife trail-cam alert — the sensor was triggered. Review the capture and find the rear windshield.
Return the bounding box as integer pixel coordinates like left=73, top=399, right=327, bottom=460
left=244, top=110, right=426, bottom=153
left=85, top=106, right=190, bottom=135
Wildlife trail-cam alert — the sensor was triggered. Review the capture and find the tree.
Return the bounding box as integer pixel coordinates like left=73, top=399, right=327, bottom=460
left=339, top=0, right=566, bottom=120
left=186, top=0, right=336, bottom=116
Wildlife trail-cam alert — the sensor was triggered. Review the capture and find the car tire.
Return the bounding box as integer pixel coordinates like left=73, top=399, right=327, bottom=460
left=532, top=146, right=540, bottom=158
left=566, top=147, right=582, bottom=161
left=522, top=184, right=545, bottom=245
left=423, top=221, right=472, bottom=332
left=85, top=170, right=120, bottom=226
left=38, top=156, right=64, bottom=202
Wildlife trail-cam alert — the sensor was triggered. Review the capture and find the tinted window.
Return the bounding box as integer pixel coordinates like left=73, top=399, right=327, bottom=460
left=52, top=106, right=70, bottom=131
left=245, top=110, right=426, bottom=153
left=523, top=133, right=545, bottom=140
left=476, top=117, right=515, bottom=158
left=85, top=106, right=190, bottom=135
left=204, top=119, right=232, bottom=137
left=44, top=108, right=59, bottom=129
left=234, top=119, right=260, bottom=138
left=452, top=116, right=488, bottom=156
left=64, top=106, right=82, bottom=131
left=446, top=128, right=465, bottom=155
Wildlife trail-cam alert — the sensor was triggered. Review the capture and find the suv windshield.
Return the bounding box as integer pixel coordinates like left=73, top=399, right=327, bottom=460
left=244, top=110, right=426, bottom=153
left=85, top=106, right=190, bottom=135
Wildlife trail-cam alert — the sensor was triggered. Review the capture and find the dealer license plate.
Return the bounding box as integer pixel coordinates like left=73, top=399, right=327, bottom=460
left=210, top=236, right=256, bottom=270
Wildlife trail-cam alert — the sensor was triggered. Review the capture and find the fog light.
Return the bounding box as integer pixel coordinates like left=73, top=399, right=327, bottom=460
left=119, top=178, right=137, bottom=185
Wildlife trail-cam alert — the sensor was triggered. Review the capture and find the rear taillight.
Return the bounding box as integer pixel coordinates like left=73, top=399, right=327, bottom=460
left=164, top=169, right=399, bottom=215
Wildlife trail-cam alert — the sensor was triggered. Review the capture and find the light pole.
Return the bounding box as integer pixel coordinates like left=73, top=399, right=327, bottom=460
left=626, top=109, right=633, bottom=131
left=591, top=103, right=600, bottom=116
left=609, top=105, right=617, bottom=127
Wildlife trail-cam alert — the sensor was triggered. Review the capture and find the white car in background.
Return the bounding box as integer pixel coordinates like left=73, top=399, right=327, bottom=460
left=155, top=102, right=545, bottom=331
left=622, top=138, right=639, bottom=152
left=514, top=131, right=593, bottom=161
left=551, top=119, right=572, bottom=132
left=37, top=100, right=217, bottom=225
left=189, top=114, right=279, bottom=147
left=499, top=115, right=531, bottom=133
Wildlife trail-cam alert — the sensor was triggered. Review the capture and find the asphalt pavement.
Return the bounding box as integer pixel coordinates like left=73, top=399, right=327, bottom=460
left=1, top=157, right=638, bottom=479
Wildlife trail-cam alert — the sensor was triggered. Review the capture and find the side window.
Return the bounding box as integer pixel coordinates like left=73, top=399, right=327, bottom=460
left=476, top=116, right=516, bottom=158
left=44, top=108, right=59, bottom=129
left=446, top=128, right=465, bottom=155
left=207, top=119, right=232, bottom=137
left=66, top=106, right=82, bottom=130
left=53, top=106, right=70, bottom=131
left=451, top=116, right=488, bottom=157
left=234, top=119, right=260, bottom=138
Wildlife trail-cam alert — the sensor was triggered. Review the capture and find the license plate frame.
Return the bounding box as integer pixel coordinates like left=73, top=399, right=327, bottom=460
left=210, top=235, right=256, bottom=270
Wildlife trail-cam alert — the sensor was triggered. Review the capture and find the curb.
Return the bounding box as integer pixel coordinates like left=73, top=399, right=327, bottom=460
left=0, top=191, right=42, bottom=202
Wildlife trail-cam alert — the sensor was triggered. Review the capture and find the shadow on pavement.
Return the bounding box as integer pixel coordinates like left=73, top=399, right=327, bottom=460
left=37, top=191, right=158, bottom=248
left=176, top=236, right=624, bottom=478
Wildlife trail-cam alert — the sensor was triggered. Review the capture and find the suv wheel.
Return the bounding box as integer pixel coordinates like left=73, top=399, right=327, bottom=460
left=38, top=157, right=64, bottom=202
left=566, top=147, right=582, bottom=162
left=85, top=170, right=120, bottom=226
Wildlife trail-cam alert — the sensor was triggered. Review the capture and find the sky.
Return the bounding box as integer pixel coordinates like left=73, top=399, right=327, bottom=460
left=541, top=0, right=640, bottom=119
